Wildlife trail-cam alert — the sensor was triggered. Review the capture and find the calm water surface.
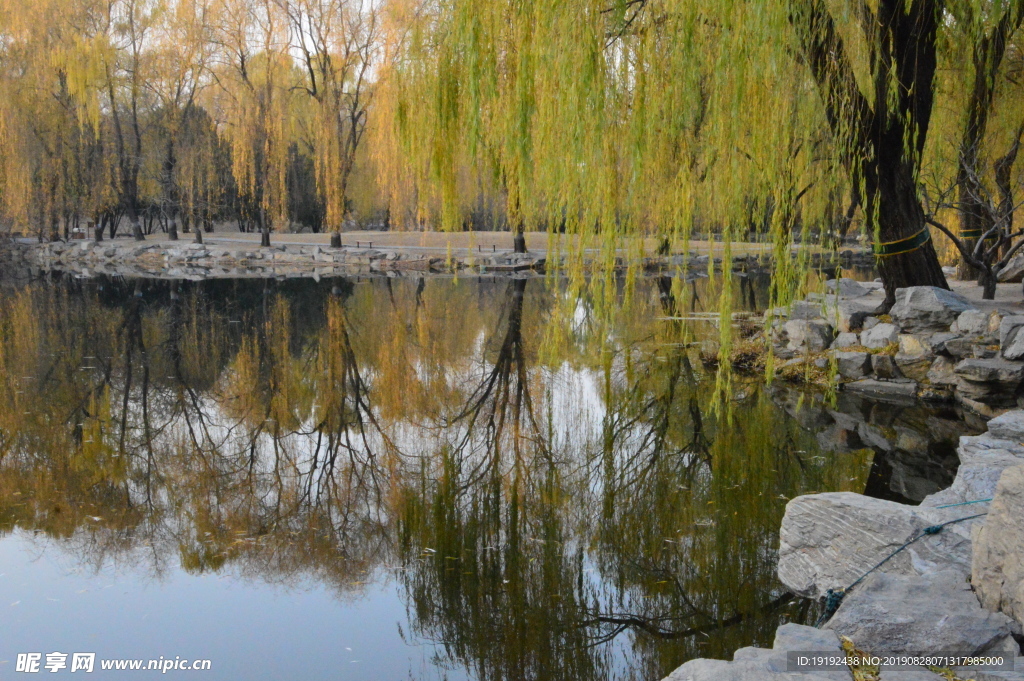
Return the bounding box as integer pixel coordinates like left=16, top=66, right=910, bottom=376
left=0, top=274, right=975, bottom=680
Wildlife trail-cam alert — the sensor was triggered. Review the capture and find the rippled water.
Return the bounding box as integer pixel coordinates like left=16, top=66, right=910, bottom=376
left=0, top=274, right=977, bottom=680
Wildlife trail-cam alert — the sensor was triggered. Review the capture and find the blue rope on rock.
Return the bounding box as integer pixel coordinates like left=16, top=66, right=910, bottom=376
left=815, top=512, right=988, bottom=627
left=934, top=498, right=993, bottom=509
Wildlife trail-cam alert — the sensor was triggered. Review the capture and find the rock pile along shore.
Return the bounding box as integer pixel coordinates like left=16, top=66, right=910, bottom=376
left=663, top=410, right=1024, bottom=681
left=772, top=281, right=1024, bottom=416
left=1, top=238, right=875, bottom=280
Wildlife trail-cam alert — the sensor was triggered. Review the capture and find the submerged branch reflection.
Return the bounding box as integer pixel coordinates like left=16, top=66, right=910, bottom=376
left=0, top=274, right=904, bottom=680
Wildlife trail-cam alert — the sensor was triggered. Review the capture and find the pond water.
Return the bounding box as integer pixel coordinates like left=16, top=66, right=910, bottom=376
left=0, top=274, right=980, bottom=680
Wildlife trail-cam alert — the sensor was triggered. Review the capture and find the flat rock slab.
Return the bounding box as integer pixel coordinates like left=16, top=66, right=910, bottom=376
left=778, top=492, right=977, bottom=599
left=876, top=667, right=937, bottom=679
left=843, top=379, right=918, bottom=401
left=921, top=434, right=1024, bottom=508
left=892, top=286, right=976, bottom=333
left=878, top=671, right=943, bottom=680
left=952, top=659, right=1024, bottom=681
left=662, top=624, right=852, bottom=681
left=987, top=411, right=1024, bottom=440
left=826, top=278, right=873, bottom=299
left=824, top=570, right=1018, bottom=655
left=662, top=659, right=846, bottom=681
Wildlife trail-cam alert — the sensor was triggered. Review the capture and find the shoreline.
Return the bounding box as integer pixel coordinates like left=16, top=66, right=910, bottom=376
left=751, top=280, right=1024, bottom=419
left=664, top=410, right=1024, bottom=681
left=0, top=235, right=876, bottom=282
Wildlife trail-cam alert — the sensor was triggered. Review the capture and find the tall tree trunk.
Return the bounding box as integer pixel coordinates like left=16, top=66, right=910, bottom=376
left=129, top=206, right=144, bottom=241
left=260, top=209, right=271, bottom=248
left=794, top=0, right=948, bottom=306
left=513, top=228, right=527, bottom=254
left=979, top=268, right=997, bottom=300
left=955, top=8, right=1022, bottom=280
left=870, top=158, right=949, bottom=302
left=164, top=134, right=178, bottom=241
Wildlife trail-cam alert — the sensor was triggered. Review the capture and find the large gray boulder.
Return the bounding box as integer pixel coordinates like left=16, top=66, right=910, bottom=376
left=1001, top=316, right=1024, bottom=361
left=663, top=624, right=852, bottom=681
left=662, top=659, right=845, bottom=681
left=988, top=411, right=1024, bottom=440
left=951, top=659, right=1024, bottom=681
left=954, top=358, right=1024, bottom=406
left=838, top=295, right=888, bottom=332
left=831, top=332, right=860, bottom=349
left=843, top=379, right=918, bottom=400
left=955, top=309, right=1001, bottom=337
left=926, top=355, right=959, bottom=386
left=973, top=465, right=1024, bottom=630
left=783, top=319, right=836, bottom=354
left=920, top=433, right=1024, bottom=509
left=788, top=300, right=828, bottom=321
left=862, top=323, right=899, bottom=349
left=826, top=277, right=871, bottom=299
left=824, top=569, right=1018, bottom=655
left=836, top=351, right=871, bottom=380
left=891, top=287, right=976, bottom=333
left=999, top=253, right=1024, bottom=283
left=872, top=354, right=902, bottom=379
left=777, top=492, right=977, bottom=599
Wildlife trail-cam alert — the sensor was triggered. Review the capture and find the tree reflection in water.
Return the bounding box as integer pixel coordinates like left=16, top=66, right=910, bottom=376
left=0, top=274, right=876, bottom=680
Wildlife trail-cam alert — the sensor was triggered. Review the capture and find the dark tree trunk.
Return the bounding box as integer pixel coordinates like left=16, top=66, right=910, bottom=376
left=513, top=228, right=527, bottom=254
left=955, top=7, right=1022, bottom=280
left=331, top=232, right=342, bottom=248
left=979, top=268, right=997, bottom=300
left=260, top=208, right=271, bottom=247
left=869, top=161, right=949, bottom=305
left=93, top=222, right=103, bottom=242
left=793, top=0, right=948, bottom=305
left=131, top=214, right=145, bottom=241
left=168, top=221, right=178, bottom=241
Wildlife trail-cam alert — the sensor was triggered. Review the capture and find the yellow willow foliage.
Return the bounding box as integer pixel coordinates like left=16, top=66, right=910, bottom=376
left=925, top=3, right=1024, bottom=230
left=382, top=0, right=831, bottom=238
left=207, top=0, right=297, bottom=230
left=0, top=0, right=145, bottom=229
left=279, top=0, right=382, bottom=232
left=380, top=0, right=840, bottom=377
left=0, top=113, right=33, bottom=232
left=222, top=334, right=265, bottom=426
left=376, top=0, right=1024, bottom=403
left=265, top=296, right=309, bottom=430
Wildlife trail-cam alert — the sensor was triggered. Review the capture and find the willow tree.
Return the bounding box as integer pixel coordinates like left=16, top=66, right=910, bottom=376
left=278, top=0, right=382, bottom=247
left=383, top=0, right=1024, bottom=302
left=209, top=0, right=295, bottom=247
left=917, top=2, right=1024, bottom=295
left=147, top=0, right=216, bottom=241
left=0, top=0, right=110, bottom=239
left=93, top=0, right=166, bottom=242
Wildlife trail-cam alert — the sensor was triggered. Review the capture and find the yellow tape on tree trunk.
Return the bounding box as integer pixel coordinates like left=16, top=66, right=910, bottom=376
left=873, top=228, right=931, bottom=257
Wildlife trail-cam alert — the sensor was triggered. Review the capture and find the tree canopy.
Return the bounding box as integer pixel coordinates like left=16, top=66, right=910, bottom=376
left=2, top=0, right=1024, bottom=303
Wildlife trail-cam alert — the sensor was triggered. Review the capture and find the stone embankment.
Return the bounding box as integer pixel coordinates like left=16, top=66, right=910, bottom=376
left=663, top=411, right=1024, bottom=681
left=1, top=238, right=875, bottom=280
left=771, top=280, right=1024, bottom=416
